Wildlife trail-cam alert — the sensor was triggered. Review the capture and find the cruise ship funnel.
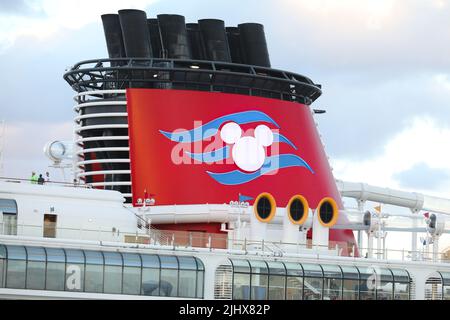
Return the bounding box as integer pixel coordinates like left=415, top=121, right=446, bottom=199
left=157, top=14, right=191, bottom=60
left=198, top=19, right=231, bottom=62
left=118, top=9, right=152, bottom=58
left=101, top=14, right=126, bottom=62
left=238, top=23, right=271, bottom=67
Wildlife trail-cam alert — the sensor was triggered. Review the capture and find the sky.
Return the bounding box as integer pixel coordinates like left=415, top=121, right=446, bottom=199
left=0, top=0, right=449, bottom=252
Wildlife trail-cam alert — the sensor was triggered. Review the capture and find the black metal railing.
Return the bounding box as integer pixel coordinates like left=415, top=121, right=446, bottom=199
left=64, top=58, right=322, bottom=104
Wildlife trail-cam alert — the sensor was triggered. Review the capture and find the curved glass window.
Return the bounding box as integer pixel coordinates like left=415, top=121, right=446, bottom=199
left=249, top=260, right=268, bottom=300
left=302, top=264, right=323, bottom=300
left=391, top=268, right=410, bottom=300
left=26, top=247, right=46, bottom=290
left=6, top=245, right=26, bottom=289
left=341, top=265, right=359, bottom=300
left=160, top=255, right=178, bottom=297
left=0, top=245, right=5, bottom=288
left=141, top=255, right=160, bottom=297
left=122, top=253, right=141, bottom=295
left=376, top=268, right=393, bottom=300
left=268, top=262, right=286, bottom=300
left=358, top=267, right=376, bottom=300
left=195, top=257, right=205, bottom=298
left=285, top=262, right=303, bottom=300
left=65, top=249, right=85, bottom=292
left=178, top=256, right=197, bottom=298
left=322, top=264, right=342, bottom=300
left=84, top=250, right=104, bottom=293
left=230, top=259, right=251, bottom=300
left=103, top=252, right=123, bottom=294
left=45, top=248, right=65, bottom=291
left=439, top=272, right=450, bottom=300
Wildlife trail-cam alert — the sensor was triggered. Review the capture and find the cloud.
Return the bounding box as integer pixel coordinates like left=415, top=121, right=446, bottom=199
left=331, top=116, right=450, bottom=197
left=393, top=162, right=450, bottom=190
left=1, top=121, right=73, bottom=180
left=0, top=0, right=159, bottom=53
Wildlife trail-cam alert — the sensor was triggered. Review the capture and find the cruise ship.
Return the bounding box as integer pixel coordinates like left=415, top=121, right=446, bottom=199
left=1, top=9, right=450, bottom=301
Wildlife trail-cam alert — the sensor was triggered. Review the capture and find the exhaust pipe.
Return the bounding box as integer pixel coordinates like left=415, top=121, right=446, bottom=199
left=238, top=23, right=271, bottom=67
left=198, top=19, right=232, bottom=62
left=226, top=26, right=243, bottom=64
left=186, top=23, right=207, bottom=61
left=147, top=18, right=163, bottom=58
left=118, top=9, right=152, bottom=58
left=157, top=14, right=192, bottom=60
left=101, top=14, right=126, bottom=63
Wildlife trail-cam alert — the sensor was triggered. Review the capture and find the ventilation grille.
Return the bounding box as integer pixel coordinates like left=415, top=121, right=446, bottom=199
left=214, top=264, right=232, bottom=300
left=425, top=276, right=443, bottom=300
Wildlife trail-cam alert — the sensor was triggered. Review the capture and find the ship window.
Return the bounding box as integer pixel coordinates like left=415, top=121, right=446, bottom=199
left=122, top=253, right=142, bottom=295
left=268, top=262, right=286, bottom=300
left=391, top=269, right=410, bottom=300
left=45, top=248, right=66, bottom=291
left=103, top=252, right=123, bottom=294
left=230, top=259, right=251, bottom=300
left=5, top=245, right=26, bottom=289
left=358, top=267, right=376, bottom=300
left=0, top=245, right=5, bottom=288
left=376, top=268, right=393, bottom=300
left=285, top=262, right=303, bottom=300
left=439, top=272, right=450, bottom=300
left=141, top=255, right=160, bottom=296
left=341, top=265, right=360, bottom=300
left=322, top=264, right=343, bottom=300
left=43, top=214, right=57, bottom=238
left=160, top=256, right=178, bottom=297
left=26, top=246, right=46, bottom=290
left=84, top=250, right=104, bottom=293
left=1, top=199, right=18, bottom=236
left=249, top=260, right=268, bottom=300
left=196, top=258, right=205, bottom=298
left=65, top=249, right=85, bottom=292
left=178, top=257, right=198, bottom=298
left=302, top=264, right=323, bottom=300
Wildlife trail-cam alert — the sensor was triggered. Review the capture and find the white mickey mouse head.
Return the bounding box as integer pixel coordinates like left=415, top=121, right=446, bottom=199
left=220, top=122, right=274, bottom=172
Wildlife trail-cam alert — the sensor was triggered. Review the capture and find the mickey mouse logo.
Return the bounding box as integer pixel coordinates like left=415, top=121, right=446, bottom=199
left=220, top=122, right=274, bottom=172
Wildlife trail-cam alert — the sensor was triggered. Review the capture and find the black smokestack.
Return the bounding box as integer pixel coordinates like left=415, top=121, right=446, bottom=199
left=157, top=14, right=191, bottom=60
left=101, top=14, right=126, bottom=60
left=147, top=18, right=163, bottom=58
left=238, top=23, right=271, bottom=67
left=186, top=23, right=207, bottom=61
left=226, top=27, right=243, bottom=64
left=118, top=9, right=152, bottom=58
left=198, top=19, right=231, bottom=62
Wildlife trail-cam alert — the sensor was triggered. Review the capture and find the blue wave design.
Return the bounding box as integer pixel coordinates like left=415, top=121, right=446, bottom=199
left=273, top=133, right=297, bottom=150
left=206, top=154, right=314, bottom=185
left=159, top=110, right=280, bottom=143
left=185, top=146, right=230, bottom=163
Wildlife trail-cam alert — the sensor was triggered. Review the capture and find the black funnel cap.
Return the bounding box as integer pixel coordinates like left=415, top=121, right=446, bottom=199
left=186, top=23, right=207, bottom=60
left=118, top=9, right=152, bottom=58
left=238, top=23, right=271, bottom=67
left=148, top=18, right=163, bottom=58
left=157, top=14, right=191, bottom=60
left=101, top=14, right=126, bottom=60
left=198, top=19, right=231, bottom=63
left=226, top=27, right=243, bottom=64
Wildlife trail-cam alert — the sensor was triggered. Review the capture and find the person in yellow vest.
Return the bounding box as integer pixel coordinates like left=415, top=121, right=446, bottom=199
left=30, top=172, right=38, bottom=184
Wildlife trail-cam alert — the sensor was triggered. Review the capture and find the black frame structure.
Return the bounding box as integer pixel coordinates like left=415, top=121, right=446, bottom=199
left=228, top=259, right=412, bottom=300
left=64, top=58, right=322, bottom=105
left=0, top=244, right=204, bottom=298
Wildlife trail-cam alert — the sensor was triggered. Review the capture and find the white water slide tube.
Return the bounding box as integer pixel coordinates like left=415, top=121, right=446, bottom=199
left=336, top=180, right=450, bottom=215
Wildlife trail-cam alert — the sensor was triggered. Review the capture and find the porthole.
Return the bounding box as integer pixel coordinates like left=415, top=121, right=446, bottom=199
left=287, top=195, right=309, bottom=225
left=317, top=197, right=339, bottom=227
left=254, top=193, right=276, bottom=223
